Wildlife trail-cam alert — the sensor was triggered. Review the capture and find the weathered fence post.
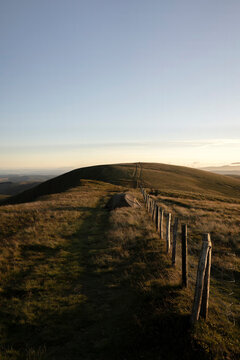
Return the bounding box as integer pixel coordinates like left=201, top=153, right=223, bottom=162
left=157, top=206, right=160, bottom=231
left=150, top=198, right=153, bottom=215
left=152, top=201, right=155, bottom=219
left=152, top=200, right=155, bottom=220
left=191, top=233, right=212, bottom=325
left=181, top=224, right=188, bottom=287
left=153, top=201, right=157, bottom=222
left=172, top=217, right=178, bottom=266
left=155, top=204, right=159, bottom=229
left=166, top=213, right=171, bottom=253
left=200, top=235, right=212, bottom=319
left=159, top=208, right=164, bottom=239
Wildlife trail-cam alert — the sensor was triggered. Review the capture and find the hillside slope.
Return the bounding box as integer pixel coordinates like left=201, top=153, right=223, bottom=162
left=0, top=175, right=239, bottom=358
left=0, top=180, right=212, bottom=359
left=2, top=162, right=240, bottom=205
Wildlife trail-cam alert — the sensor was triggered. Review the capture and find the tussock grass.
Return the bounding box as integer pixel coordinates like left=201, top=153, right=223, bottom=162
left=0, top=180, right=119, bottom=359
left=0, top=168, right=239, bottom=359
left=148, top=188, right=240, bottom=359
left=0, top=179, right=208, bottom=359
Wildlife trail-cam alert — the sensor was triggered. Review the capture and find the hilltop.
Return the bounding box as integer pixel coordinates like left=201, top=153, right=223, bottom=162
left=0, top=164, right=239, bottom=359
left=2, top=162, right=240, bottom=205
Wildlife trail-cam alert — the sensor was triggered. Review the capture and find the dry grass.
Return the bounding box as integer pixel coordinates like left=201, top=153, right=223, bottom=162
left=4, top=162, right=240, bottom=205
left=0, top=179, right=205, bottom=359
left=0, top=175, right=239, bottom=359
left=147, top=188, right=240, bottom=359
left=0, top=180, right=122, bottom=359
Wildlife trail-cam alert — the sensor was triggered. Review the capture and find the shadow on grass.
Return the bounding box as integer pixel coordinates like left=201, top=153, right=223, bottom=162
left=0, top=196, right=208, bottom=360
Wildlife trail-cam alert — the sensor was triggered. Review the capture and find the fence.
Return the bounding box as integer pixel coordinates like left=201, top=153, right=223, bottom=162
left=141, top=187, right=212, bottom=325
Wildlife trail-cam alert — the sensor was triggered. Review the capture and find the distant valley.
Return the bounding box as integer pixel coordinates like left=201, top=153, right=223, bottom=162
left=0, top=174, right=55, bottom=196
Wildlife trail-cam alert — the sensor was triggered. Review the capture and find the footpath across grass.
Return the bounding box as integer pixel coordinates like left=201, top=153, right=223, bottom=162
left=0, top=180, right=238, bottom=359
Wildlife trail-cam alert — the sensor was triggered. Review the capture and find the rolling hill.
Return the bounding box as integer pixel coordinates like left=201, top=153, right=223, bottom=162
left=2, top=162, right=240, bottom=205
left=0, top=163, right=239, bottom=359
left=0, top=181, right=42, bottom=196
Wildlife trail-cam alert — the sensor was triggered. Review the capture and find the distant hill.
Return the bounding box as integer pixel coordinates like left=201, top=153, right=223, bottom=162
left=0, top=181, right=42, bottom=196
left=2, top=162, right=240, bottom=205
left=0, top=174, right=55, bottom=183
left=0, top=175, right=55, bottom=196
left=201, top=164, right=240, bottom=176
left=227, top=174, right=240, bottom=180
left=0, top=194, right=9, bottom=201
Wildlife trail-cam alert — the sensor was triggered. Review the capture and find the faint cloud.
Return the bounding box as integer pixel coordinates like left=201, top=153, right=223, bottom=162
left=175, top=139, right=240, bottom=148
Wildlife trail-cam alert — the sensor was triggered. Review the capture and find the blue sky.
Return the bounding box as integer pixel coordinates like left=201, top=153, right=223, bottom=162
left=1, top=0, right=240, bottom=170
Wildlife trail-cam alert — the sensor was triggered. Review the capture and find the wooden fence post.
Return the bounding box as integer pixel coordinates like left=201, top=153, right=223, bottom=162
left=152, top=200, right=155, bottom=219
left=200, top=235, right=212, bottom=319
left=152, top=201, right=156, bottom=221
left=155, top=204, right=159, bottom=229
left=172, top=217, right=178, bottom=266
left=149, top=198, right=152, bottom=214
left=159, top=208, right=164, bottom=239
left=166, top=213, right=171, bottom=253
left=157, top=206, right=160, bottom=232
left=181, top=224, right=188, bottom=287
left=191, top=233, right=212, bottom=324
left=151, top=200, right=154, bottom=219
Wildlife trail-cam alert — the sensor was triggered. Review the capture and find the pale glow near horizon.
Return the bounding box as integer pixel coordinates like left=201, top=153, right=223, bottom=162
left=0, top=138, right=239, bottom=170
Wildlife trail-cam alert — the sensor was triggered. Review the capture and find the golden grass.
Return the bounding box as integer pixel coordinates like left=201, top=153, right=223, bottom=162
left=0, top=177, right=239, bottom=359
left=4, top=162, right=240, bottom=205
left=146, top=187, right=240, bottom=359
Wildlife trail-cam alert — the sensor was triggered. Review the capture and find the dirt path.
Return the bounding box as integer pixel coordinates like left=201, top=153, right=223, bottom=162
left=0, top=182, right=208, bottom=360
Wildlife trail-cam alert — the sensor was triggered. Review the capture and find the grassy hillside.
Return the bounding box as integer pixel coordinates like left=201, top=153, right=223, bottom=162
left=0, top=180, right=207, bottom=359
left=0, top=164, right=135, bottom=205
left=149, top=188, right=240, bottom=357
left=227, top=174, right=240, bottom=180
left=0, top=163, right=239, bottom=359
left=139, top=162, right=240, bottom=200
left=2, top=162, right=240, bottom=205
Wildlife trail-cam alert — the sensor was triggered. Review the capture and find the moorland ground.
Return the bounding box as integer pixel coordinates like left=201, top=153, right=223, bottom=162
left=0, top=163, right=239, bottom=359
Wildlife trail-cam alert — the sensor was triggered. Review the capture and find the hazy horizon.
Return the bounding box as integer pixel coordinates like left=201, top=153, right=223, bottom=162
left=1, top=161, right=240, bottom=177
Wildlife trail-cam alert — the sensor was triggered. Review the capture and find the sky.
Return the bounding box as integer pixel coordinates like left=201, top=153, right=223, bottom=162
left=1, top=0, right=240, bottom=171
